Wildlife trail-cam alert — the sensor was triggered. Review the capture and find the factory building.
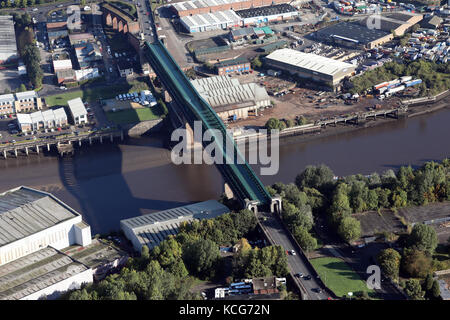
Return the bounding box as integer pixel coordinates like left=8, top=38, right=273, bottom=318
left=191, top=75, right=271, bottom=121
left=0, top=16, right=18, bottom=64
left=0, top=187, right=128, bottom=300
left=360, top=12, right=423, bottom=37
left=236, top=4, right=299, bottom=27
left=180, top=10, right=241, bottom=32
left=215, top=57, right=251, bottom=75
left=313, top=21, right=393, bottom=49
left=171, top=0, right=291, bottom=17
left=265, top=48, right=356, bottom=90
left=121, top=200, right=230, bottom=253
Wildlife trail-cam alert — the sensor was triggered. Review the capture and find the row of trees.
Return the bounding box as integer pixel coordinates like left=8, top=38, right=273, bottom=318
left=65, top=210, right=289, bottom=300
left=264, top=116, right=308, bottom=131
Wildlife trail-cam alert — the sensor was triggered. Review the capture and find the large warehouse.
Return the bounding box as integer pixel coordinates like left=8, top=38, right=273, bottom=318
left=236, top=4, right=298, bottom=27
left=265, top=48, right=356, bottom=89
left=360, top=12, right=423, bottom=37
left=0, top=16, right=18, bottom=64
left=0, top=186, right=128, bottom=300
left=180, top=10, right=241, bottom=32
left=171, top=0, right=291, bottom=17
left=121, top=200, right=230, bottom=253
left=191, top=75, right=271, bottom=121
left=313, top=21, right=393, bottom=49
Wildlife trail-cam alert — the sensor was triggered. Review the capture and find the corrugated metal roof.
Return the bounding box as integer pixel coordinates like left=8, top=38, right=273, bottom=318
left=0, top=187, right=79, bottom=247
left=266, top=48, right=355, bottom=76
left=121, top=200, right=229, bottom=249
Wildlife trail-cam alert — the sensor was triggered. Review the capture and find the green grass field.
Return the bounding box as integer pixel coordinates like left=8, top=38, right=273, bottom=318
left=105, top=107, right=162, bottom=125
left=310, top=257, right=375, bottom=298
left=45, top=82, right=149, bottom=107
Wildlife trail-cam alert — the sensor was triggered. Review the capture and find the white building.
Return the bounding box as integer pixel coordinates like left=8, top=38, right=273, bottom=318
left=191, top=75, right=271, bottom=121
left=0, top=186, right=91, bottom=267
left=121, top=200, right=230, bottom=253
left=52, top=59, right=73, bottom=72
left=67, top=97, right=87, bottom=125
left=16, top=108, right=67, bottom=132
left=75, top=68, right=99, bottom=81
left=180, top=10, right=241, bottom=33
left=0, top=16, right=18, bottom=63
left=265, top=48, right=357, bottom=88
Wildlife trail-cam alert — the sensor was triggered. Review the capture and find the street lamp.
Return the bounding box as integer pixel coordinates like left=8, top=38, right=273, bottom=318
left=348, top=292, right=353, bottom=300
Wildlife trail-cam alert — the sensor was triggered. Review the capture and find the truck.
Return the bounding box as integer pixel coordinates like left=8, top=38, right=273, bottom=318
left=374, top=81, right=389, bottom=90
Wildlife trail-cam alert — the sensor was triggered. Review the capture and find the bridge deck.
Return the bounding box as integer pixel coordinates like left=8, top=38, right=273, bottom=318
left=144, top=41, right=271, bottom=206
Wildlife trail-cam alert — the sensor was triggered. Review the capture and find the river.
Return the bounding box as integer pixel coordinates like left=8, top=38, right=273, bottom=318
left=1, top=107, right=449, bottom=234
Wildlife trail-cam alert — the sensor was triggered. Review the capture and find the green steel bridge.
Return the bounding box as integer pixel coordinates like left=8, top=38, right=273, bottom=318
left=144, top=40, right=273, bottom=210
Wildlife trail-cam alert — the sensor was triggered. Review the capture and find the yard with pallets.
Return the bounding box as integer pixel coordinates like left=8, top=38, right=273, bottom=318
left=310, top=257, right=375, bottom=298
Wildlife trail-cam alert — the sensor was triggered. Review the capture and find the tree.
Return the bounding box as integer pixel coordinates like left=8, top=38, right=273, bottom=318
left=424, top=273, right=434, bottom=291
left=431, top=279, right=440, bottom=298
left=404, top=279, right=424, bottom=300
left=294, top=226, right=317, bottom=252
left=401, top=248, right=432, bottom=278
left=377, top=248, right=401, bottom=280
left=265, top=118, right=280, bottom=130
left=337, top=216, right=361, bottom=242
left=407, top=223, right=438, bottom=254
left=251, top=56, right=262, bottom=69
left=295, top=165, right=335, bottom=191
left=182, top=238, right=220, bottom=279
left=18, top=84, right=27, bottom=92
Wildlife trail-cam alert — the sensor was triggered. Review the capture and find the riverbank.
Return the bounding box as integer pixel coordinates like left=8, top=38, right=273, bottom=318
left=267, top=94, right=450, bottom=147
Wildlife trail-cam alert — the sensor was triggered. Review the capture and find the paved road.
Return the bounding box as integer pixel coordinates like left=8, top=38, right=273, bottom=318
left=257, top=211, right=329, bottom=300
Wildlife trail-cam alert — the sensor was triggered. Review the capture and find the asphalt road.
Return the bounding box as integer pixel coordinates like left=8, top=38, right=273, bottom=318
left=257, top=211, right=330, bottom=300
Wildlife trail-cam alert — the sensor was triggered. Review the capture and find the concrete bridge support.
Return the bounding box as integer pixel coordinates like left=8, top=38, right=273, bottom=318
left=14, top=149, right=17, bottom=157
left=36, top=145, right=39, bottom=154
left=270, top=196, right=282, bottom=214
left=89, top=137, right=93, bottom=145
left=110, top=134, right=113, bottom=142
left=100, top=136, right=103, bottom=144
left=79, top=139, right=82, bottom=147
left=245, top=199, right=260, bottom=214
left=25, top=147, right=28, bottom=156
left=3, top=150, right=6, bottom=159
left=47, top=143, right=50, bottom=151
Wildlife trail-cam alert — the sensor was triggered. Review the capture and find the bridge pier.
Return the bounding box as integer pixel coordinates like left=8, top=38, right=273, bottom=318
left=270, top=196, right=282, bottom=214
left=245, top=199, right=259, bottom=214
left=100, top=136, right=103, bottom=144
left=110, top=134, right=113, bottom=142
left=79, top=139, right=82, bottom=147
left=36, top=145, right=39, bottom=154
left=47, top=143, right=50, bottom=151
left=89, top=137, right=93, bottom=145
left=3, top=150, right=6, bottom=159
left=14, top=149, right=17, bottom=158
left=25, top=147, right=28, bottom=156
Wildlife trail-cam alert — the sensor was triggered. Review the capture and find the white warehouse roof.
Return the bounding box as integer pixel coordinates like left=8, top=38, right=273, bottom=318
left=266, top=48, right=356, bottom=76
left=0, top=187, right=80, bottom=247
left=181, top=10, right=241, bottom=29
left=67, top=97, right=87, bottom=118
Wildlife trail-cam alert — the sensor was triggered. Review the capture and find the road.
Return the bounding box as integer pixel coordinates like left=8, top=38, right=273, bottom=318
left=257, top=211, right=329, bottom=300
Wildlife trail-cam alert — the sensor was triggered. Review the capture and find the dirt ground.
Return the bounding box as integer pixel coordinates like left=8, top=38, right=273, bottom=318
left=230, top=78, right=403, bottom=128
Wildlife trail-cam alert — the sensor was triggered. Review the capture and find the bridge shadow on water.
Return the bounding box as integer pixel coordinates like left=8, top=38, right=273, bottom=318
left=57, top=137, right=193, bottom=235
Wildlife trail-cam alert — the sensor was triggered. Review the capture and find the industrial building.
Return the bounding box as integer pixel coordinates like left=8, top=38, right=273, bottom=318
left=313, top=21, right=393, bottom=49
left=265, top=48, right=356, bottom=89
left=359, top=12, right=423, bottom=37
left=191, top=75, right=271, bottom=121
left=16, top=107, right=68, bottom=132
left=0, top=16, right=18, bottom=64
left=236, top=4, right=299, bottom=26
left=215, top=57, right=251, bottom=75
left=74, top=42, right=102, bottom=69
left=0, top=187, right=128, bottom=300
left=180, top=10, right=241, bottom=33
left=121, top=200, right=230, bottom=253
left=67, top=97, right=88, bottom=125
left=171, top=0, right=292, bottom=17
